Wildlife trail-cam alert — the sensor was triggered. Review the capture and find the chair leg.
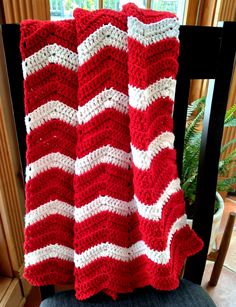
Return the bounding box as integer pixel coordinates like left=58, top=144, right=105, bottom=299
left=208, top=212, right=236, bottom=286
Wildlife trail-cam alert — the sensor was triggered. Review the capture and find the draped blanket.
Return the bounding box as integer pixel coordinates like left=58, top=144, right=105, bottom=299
left=20, top=3, right=203, bottom=301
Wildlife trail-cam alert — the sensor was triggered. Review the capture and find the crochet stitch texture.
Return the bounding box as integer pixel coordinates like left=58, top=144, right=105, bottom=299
left=21, top=3, right=203, bottom=301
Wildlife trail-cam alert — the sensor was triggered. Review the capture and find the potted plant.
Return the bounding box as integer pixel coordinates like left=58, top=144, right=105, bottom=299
left=182, top=97, right=236, bottom=252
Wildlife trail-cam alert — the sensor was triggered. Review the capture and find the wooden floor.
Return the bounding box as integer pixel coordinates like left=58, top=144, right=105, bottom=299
left=202, top=261, right=236, bottom=307
left=25, top=197, right=236, bottom=307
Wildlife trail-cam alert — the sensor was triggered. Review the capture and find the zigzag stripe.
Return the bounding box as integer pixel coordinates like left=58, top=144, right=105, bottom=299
left=77, top=89, right=129, bottom=125
left=75, top=145, right=132, bottom=175
left=75, top=132, right=174, bottom=175
left=75, top=196, right=132, bottom=222
left=25, top=200, right=74, bottom=227
left=131, top=132, right=174, bottom=170
left=24, top=244, right=74, bottom=267
left=74, top=178, right=181, bottom=222
left=78, top=24, right=127, bottom=66
left=22, top=43, right=78, bottom=79
left=128, top=16, right=179, bottom=47
left=129, top=78, right=176, bottom=111
left=74, top=214, right=187, bottom=268
left=25, top=100, right=77, bottom=133
left=26, top=152, right=75, bottom=182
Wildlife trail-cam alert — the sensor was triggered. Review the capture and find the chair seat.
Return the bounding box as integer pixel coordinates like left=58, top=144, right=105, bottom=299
left=40, top=279, right=216, bottom=307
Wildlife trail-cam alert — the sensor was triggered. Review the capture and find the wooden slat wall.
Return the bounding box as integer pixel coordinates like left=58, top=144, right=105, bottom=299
left=184, top=0, right=200, bottom=25
left=218, top=0, right=236, bottom=181
left=0, top=215, right=13, bottom=277
left=0, top=277, right=25, bottom=306
left=0, top=30, right=24, bottom=275
left=221, top=67, right=236, bottom=178
left=1, top=0, right=50, bottom=23
left=219, top=0, right=236, bottom=21
left=0, top=21, right=31, bottom=302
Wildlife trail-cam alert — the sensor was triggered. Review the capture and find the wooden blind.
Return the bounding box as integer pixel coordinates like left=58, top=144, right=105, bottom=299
left=218, top=0, right=236, bottom=182
left=219, top=0, right=236, bottom=21
left=0, top=30, right=24, bottom=272
left=1, top=0, right=50, bottom=23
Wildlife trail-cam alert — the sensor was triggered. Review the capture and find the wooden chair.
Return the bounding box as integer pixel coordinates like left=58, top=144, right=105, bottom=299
left=1, top=21, right=236, bottom=306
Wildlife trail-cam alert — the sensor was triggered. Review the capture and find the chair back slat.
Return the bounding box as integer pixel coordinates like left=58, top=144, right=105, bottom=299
left=177, top=26, right=222, bottom=79
left=173, top=74, right=190, bottom=177
left=2, top=24, right=26, bottom=172
left=173, top=25, right=223, bottom=176
left=184, top=22, right=236, bottom=282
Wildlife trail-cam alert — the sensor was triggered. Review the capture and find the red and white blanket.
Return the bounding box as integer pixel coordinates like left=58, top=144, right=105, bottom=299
left=20, top=3, right=203, bottom=300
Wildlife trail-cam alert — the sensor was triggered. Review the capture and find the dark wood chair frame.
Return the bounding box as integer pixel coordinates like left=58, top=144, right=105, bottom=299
left=1, top=21, right=236, bottom=301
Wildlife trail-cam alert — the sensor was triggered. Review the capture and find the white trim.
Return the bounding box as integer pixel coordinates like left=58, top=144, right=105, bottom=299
left=74, top=196, right=134, bottom=222
left=22, top=43, right=78, bottom=79
left=77, top=88, right=128, bottom=125
left=25, top=200, right=74, bottom=227
left=131, top=132, right=175, bottom=170
left=75, top=145, right=132, bottom=175
left=134, top=178, right=182, bottom=219
left=128, top=16, right=179, bottom=46
left=74, top=215, right=187, bottom=268
left=129, top=78, right=176, bottom=111
left=74, top=178, right=181, bottom=222
left=25, top=100, right=77, bottom=133
left=25, top=244, right=74, bottom=267
left=26, top=152, right=75, bottom=182
left=78, top=23, right=127, bottom=65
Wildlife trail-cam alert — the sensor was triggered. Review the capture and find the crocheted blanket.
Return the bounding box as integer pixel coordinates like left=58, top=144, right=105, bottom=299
left=21, top=3, right=203, bottom=300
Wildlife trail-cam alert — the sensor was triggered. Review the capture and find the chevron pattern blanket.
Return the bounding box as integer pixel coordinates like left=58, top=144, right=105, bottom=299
left=20, top=3, right=203, bottom=300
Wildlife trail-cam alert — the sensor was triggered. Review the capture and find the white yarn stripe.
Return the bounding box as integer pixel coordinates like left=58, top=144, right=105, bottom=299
left=75, top=145, right=132, bottom=176
left=22, top=43, right=78, bottom=79
left=128, top=16, right=179, bottom=47
left=25, top=100, right=77, bottom=133
left=131, top=132, right=174, bottom=170
left=134, top=178, right=181, bottom=220
left=25, top=244, right=74, bottom=268
left=74, top=214, right=187, bottom=268
left=77, top=88, right=129, bottom=125
left=25, top=200, right=74, bottom=227
left=78, top=23, right=127, bottom=65
left=74, top=178, right=181, bottom=223
left=26, top=152, right=75, bottom=182
left=129, top=78, right=176, bottom=111
left=75, top=196, right=133, bottom=222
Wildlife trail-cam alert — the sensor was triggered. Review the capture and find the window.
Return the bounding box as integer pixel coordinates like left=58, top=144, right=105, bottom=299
left=50, top=0, right=186, bottom=23
left=151, top=0, right=186, bottom=23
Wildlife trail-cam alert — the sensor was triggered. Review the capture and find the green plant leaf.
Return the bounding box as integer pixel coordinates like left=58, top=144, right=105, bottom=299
left=185, top=109, right=204, bottom=148
left=224, top=104, right=236, bottom=124
left=182, top=98, right=236, bottom=209
left=217, top=176, right=236, bottom=191
left=183, top=137, right=201, bottom=181
left=218, top=149, right=236, bottom=175
left=186, top=97, right=206, bottom=120
left=224, top=118, right=236, bottom=127
left=181, top=174, right=198, bottom=190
